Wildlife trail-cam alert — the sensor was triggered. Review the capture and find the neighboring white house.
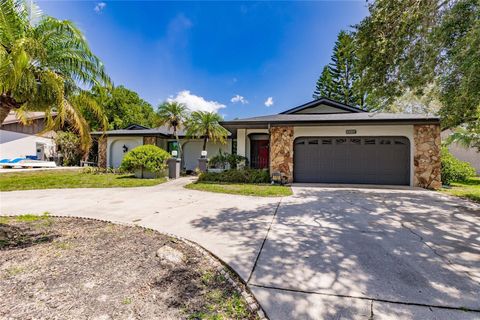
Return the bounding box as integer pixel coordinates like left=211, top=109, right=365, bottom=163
left=0, top=112, right=56, bottom=160
left=441, top=130, right=480, bottom=175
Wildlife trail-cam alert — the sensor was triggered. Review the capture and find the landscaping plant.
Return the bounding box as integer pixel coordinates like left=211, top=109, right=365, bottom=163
left=55, top=132, right=83, bottom=166
left=441, top=147, right=476, bottom=185
left=185, top=111, right=229, bottom=152
left=198, top=168, right=270, bottom=184
left=120, top=145, right=170, bottom=178
left=209, top=150, right=248, bottom=169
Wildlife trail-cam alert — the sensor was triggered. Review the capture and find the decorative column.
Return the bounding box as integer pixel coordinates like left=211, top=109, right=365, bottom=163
left=269, top=126, right=294, bottom=183
left=98, top=137, right=107, bottom=168
left=143, top=136, right=156, bottom=145
left=413, top=124, right=442, bottom=189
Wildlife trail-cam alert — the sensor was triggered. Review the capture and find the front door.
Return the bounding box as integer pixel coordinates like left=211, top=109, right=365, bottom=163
left=251, top=140, right=269, bottom=169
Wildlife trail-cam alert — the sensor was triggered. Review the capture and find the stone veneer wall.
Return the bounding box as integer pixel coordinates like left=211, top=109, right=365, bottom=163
left=143, top=136, right=156, bottom=145
left=413, top=124, right=442, bottom=189
left=269, top=126, right=294, bottom=183
left=98, top=137, right=107, bottom=168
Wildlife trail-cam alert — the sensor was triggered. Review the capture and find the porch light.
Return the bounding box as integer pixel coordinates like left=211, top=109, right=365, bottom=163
left=122, top=145, right=128, bottom=153
left=171, top=150, right=178, bottom=157
left=201, top=150, right=207, bottom=158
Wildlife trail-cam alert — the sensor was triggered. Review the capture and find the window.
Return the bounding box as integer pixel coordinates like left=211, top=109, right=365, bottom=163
left=364, top=139, right=376, bottom=145
left=336, top=138, right=347, bottom=144
left=232, top=140, right=238, bottom=154
left=379, top=139, right=391, bottom=145
left=322, top=139, right=333, bottom=144
left=394, top=140, right=406, bottom=145
left=308, top=139, right=319, bottom=145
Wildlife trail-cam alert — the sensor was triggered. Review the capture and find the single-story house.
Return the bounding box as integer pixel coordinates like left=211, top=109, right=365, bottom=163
left=92, top=124, right=232, bottom=171
left=95, top=97, right=442, bottom=189
left=0, top=112, right=56, bottom=160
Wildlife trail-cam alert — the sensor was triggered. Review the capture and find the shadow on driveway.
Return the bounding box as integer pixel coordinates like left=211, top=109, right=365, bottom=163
left=191, top=187, right=480, bottom=319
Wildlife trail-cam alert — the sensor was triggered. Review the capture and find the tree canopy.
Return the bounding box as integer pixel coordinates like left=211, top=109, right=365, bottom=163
left=0, top=0, right=110, bottom=151
left=313, top=31, right=367, bottom=109
left=185, top=111, right=228, bottom=151
left=85, top=85, right=158, bottom=131
left=354, top=0, right=479, bottom=131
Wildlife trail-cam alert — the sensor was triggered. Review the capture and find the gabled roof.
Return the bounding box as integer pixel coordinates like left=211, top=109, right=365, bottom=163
left=124, top=124, right=150, bottom=130
left=279, top=97, right=366, bottom=114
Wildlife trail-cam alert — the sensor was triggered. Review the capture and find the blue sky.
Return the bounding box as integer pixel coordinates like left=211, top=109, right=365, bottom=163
left=39, top=1, right=369, bottom=120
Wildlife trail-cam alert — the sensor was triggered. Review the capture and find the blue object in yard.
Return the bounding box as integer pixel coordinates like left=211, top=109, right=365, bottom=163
left=9, top=158, right=26, bottom=163
left=0, top=159, right=10, bottom=163
left=26, top=155, right=38, bottom=160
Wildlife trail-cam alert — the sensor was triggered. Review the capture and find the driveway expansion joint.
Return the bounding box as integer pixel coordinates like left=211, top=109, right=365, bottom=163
left=247, top=198, right=283, bottom=284
left=400, top=221, right=480, bottom=285
left=248, top=283, right=480, bottom=313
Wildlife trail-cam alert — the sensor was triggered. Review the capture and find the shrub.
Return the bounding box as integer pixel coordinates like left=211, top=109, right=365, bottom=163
left=120, top=145, right=170, bottom=175
left=209, top=150, right=248, bottom=169
left=55, top=131, right=82, bottom=166
left=198, top=168, right=270, bottom=183
left=441, top=147, right=476, bottom=185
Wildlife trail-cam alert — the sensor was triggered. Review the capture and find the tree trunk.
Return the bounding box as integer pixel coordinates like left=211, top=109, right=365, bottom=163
left=174, top=127, right=185, bottom=171
left=0, top=94, right=21, bottom=124
left=174, top=127, right=182, bottom=157
left=202, top=136, right=207, bottom=152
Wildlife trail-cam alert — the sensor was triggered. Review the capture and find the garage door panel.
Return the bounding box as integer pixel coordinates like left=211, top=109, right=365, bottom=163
left=294, top=136, right=410, bottom=185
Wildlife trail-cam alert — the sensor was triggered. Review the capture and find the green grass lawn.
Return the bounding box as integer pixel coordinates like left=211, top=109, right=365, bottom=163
left=441, top=177, right=480, bottom=203
left=185, top=181, right=293, bottom=197
left=0, top=170, right=166, bottom=191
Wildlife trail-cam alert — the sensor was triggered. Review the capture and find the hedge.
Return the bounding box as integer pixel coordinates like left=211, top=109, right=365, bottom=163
left=198, top=169, right=270, bottom=183
left=441, top=147, right=476, bottom=185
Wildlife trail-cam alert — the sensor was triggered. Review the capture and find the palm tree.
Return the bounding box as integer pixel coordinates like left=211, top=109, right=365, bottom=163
left=185, top=111, right=229, bottom=153
left=156, top=101, right=188, bottom=157
left=0, top=0, right=110, bottom=151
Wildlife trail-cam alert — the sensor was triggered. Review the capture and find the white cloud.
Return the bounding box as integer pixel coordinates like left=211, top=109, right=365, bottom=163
left=230, top=94, right=248, bottom=104
left=94, top=2, right=106, bottom=13
left=167, top=90, right=226, bottom=113
left=264, top=97, right=274, bottom=107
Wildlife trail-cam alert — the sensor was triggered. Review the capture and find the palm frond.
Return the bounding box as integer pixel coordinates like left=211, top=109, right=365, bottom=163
left=185, top=111, right=228, bottom=144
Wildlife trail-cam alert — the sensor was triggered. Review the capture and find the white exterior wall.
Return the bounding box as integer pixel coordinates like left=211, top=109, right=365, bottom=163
left=235, top=129, right=269, bottom=159
left=107, top=136, right=143, bottom=168
left=181, top=139, right=232, bottom=171
left=0, top=130, right=55, bottom=159
left=106, top=136, right=233, bottom=170
left=293, top=125, right=415, bottom=186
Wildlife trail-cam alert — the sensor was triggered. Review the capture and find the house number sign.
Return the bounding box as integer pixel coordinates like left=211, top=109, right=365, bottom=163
left=346, top=129, right=357, bottom=134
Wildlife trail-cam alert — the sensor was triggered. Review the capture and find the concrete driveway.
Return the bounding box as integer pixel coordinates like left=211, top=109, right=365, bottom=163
left=1, top=179, right=479, bottom=319
left=250, top=186, right=480, bottom=319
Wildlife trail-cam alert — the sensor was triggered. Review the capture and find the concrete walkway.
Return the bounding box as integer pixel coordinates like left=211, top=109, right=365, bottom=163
left=1, top=179, right=479, bottom=319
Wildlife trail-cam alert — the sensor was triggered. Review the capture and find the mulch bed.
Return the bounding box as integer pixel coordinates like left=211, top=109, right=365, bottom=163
left=0, top=216, right=257, bottom=319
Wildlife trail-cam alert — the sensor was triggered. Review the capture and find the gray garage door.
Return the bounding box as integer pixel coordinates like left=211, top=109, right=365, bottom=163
left=294, top=136, right=410, bottom=185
